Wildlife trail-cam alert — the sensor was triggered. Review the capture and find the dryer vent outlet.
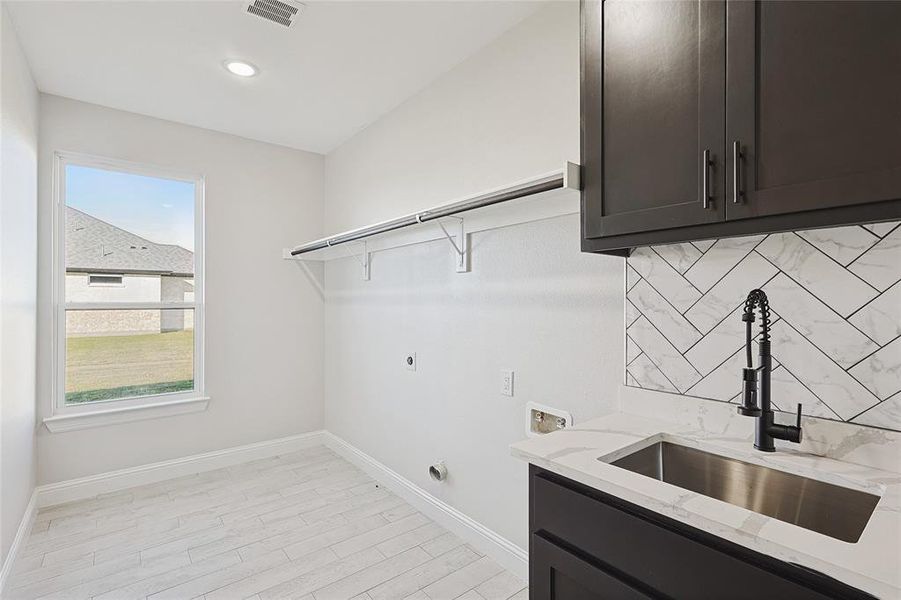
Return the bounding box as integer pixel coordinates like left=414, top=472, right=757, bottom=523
left=429, top=461, right=447, bottom=482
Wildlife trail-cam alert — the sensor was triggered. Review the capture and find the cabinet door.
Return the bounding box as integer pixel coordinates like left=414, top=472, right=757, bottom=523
left=582, top=0, right=726, bottom=239
left=726, top=1, right=901, bottom=220
left=530, top=534, right=653, bottom=600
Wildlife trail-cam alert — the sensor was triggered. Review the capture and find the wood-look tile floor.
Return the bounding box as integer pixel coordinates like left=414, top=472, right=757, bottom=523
left=6, top=446, right=526, bottom=600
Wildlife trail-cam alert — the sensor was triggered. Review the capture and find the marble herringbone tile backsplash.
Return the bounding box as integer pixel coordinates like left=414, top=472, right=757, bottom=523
left=625, top=221, right=901, bottom=431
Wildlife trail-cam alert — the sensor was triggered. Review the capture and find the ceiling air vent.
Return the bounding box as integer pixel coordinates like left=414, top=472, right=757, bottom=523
left=245, top=0, right=303, bottom=27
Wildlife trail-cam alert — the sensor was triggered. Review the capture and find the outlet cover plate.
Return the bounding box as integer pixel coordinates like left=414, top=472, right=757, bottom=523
left=501, top=370, right=514, bottom=396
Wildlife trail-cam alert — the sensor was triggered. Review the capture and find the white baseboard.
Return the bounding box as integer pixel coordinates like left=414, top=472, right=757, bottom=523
left=23, top=429, right=528, bottom=584
left=36, top=430, right=327, bottom=508
left=323, top=431, right=529, bottom=582
left=0, top=489, right=37, bottom=596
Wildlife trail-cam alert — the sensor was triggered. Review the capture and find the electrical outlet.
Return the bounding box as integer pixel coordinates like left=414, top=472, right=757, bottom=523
left=405, top=352, right=417, bottom=371
left=501, top=370, right=514, bottom=396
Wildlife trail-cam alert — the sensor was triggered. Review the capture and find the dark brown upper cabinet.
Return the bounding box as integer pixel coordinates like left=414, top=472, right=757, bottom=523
left=726, top=1, right=901, bottom=220
left=581, top=0, right=726, bottom=241
left=582, top=0, right=901, bottom=254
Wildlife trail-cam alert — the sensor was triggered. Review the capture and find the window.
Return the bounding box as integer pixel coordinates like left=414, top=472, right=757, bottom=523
left=51, top=153, right=205, bottom=425
left=87, top=274, right=124, bottom=286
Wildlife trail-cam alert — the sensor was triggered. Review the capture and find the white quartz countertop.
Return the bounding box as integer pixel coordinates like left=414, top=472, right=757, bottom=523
left=511, top=411, right=901, bottom=599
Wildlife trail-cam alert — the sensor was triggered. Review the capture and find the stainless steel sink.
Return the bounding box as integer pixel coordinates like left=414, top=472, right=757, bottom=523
left=608, top=441, right=880, bottom=543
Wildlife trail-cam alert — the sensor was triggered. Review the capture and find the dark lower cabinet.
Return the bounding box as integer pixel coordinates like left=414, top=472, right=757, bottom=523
left=530, top=534, right=652, bottom=599
left=529, top=465, right=875, bottom=600
left=581, top=0, right=901, bottom=254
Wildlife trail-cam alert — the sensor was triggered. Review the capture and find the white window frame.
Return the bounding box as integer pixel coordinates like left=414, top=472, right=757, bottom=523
left=45, top=152, right=207, bottom=432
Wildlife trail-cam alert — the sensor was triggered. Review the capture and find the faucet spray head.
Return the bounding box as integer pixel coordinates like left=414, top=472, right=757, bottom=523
left=737, top=367, right=762, bottom=416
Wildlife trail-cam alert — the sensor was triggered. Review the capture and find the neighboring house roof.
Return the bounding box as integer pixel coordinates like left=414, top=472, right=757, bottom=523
left=66, top=207, right=194, bottom=276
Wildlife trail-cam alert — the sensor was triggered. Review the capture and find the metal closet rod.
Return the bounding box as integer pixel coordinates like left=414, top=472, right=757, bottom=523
left=290, top=175, right=565, bottom=256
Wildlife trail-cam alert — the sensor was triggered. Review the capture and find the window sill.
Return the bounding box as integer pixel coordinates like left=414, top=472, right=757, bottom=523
left=43, top=396, right=210, bottom=433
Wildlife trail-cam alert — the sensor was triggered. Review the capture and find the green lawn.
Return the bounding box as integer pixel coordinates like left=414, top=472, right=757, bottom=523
left=66, top=330, right=194, bottom=404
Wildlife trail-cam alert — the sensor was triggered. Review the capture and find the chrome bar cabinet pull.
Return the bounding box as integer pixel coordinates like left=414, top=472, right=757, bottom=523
left=733, top=140, right=743, bottom=204
left=701, top=149, right=712, bottom=209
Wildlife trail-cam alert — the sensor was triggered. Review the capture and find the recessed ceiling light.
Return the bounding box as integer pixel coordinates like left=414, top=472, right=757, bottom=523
left=224, top=60, right=258, bottom=77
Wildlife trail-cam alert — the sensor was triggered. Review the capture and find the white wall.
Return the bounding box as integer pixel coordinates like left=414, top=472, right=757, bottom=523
left=36, top=95, right=325, bottom=484
left=323, top=2, right=624, bottom=552
left=0, top=4, right=39, bottom=565
left=324, top=1, right=582, bottom=231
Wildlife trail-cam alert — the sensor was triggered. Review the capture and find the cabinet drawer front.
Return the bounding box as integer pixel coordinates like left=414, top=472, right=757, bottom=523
left=530, top=533, right=654, bottom=600
left=531, top=471, right=833, bottom=600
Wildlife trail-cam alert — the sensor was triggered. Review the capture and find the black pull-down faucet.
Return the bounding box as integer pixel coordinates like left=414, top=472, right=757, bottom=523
left=736, top=289, right=803, bottom=452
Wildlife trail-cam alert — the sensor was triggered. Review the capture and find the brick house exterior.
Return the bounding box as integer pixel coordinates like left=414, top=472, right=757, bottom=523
left=66, top=207, right=194, bottom=335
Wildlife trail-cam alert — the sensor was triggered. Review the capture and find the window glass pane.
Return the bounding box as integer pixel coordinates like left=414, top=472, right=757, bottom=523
left=65, top=309, right=194, bottom=404
left=64, top=164, right=195, bottom=303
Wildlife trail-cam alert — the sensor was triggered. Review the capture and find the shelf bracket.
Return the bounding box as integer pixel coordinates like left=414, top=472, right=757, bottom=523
left=335, top=240, right=370, bottom=280
left=427, top=215, right=469, bottom=273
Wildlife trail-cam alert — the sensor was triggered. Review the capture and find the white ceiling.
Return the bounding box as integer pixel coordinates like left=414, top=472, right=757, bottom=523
left=7, top=1, right=543, bottom=154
